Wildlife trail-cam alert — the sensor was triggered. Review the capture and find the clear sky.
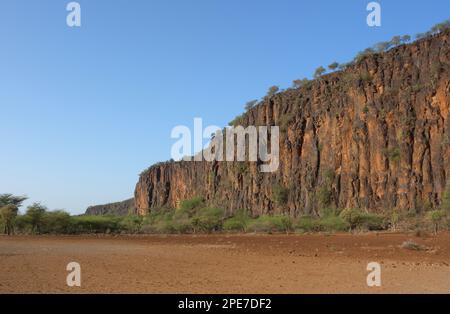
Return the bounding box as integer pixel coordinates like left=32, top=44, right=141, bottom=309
left=1, top=0, right=449, bottom=214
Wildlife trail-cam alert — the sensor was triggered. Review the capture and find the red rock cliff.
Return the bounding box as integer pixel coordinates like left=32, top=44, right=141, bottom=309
left=135, top=31, right=450, bottom=217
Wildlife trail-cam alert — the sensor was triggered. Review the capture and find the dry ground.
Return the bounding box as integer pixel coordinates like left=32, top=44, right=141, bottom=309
left=1, top=232, right=450, bottom=293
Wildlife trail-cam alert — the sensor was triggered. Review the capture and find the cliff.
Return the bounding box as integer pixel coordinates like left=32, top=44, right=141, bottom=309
left=85, top=198, right=136, bottom=216
left=134, top=31, right=450, bottom=217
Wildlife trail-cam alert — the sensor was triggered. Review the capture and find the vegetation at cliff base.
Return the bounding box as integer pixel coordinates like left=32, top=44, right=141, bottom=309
left=2, top=192, right=450, bottom=236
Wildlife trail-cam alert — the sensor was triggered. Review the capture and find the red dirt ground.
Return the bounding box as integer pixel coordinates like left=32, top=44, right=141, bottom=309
left=1, top=232, right=450, bottom=293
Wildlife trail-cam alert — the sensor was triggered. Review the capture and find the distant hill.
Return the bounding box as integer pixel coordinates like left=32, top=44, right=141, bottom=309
left=85, top=198, right=135, bottom=216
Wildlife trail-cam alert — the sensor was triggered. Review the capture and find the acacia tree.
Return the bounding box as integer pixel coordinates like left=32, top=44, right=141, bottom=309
left=428, top=210, right=446, bottom=235
left=374, top=41, right=391, bottom=52
left=0, top=194, right=27, bottom=207
left=0, top=194, right=27, bottom=235
left=244, top=100, right=258, bottom=111
left=401, top=35, right=411, bottom=44
left=390, top=36, right=402, bottom=46
left=292, top=78, right=310, bottom=89
left=431, top=20, right=450, bottom=34
left=0, top=205, right=19, bottom=235
left=314, top=66, right=326, bottom=79
left=25, top=203, right=47, bottom=234
left=266, top=86, right=279, bottom=98
left=328, top=62, right=339, bottom=71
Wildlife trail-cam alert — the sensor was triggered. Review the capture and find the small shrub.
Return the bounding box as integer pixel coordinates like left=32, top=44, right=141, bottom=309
left=401, top=240, right=426, bottom=251
left=119, top=215, right=143, bottom=233
left=383, top=147, right=401, bottom=163
left=179, top=197, right=204, bottom=214
left=339, top=208, right=385, bottom=231
left=317, top=215, right=349, bottom=232
left=278, top=113, right=295, bottom=133
left=317, top=186, right=332, bottom=208
left=223, top=209, right=250, bottom=232
left=142, top=210, right=176, bottom=234
left=295, top=216, right=317, bottom=232
left=359, top=71, right=373, bottom=83
left=247, top=215, right=293, bottom=233
left=192, top=207, right=224, bottom=233
left=391, top=210, right=400, bottom=231
left=442, top=185, right=450, bottom=211
left=339, top=208, right=361, bottom=230
left=358, top=213, right=386, bottom=231
left=428, top=210, right=447, bottom=235
left=223, top=217, right=247, bottom=232
left=272, top=184, right=289, bottom=206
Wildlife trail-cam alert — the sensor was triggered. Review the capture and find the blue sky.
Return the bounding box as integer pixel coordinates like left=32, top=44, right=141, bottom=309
left=1, top=0, right=449, bottom=214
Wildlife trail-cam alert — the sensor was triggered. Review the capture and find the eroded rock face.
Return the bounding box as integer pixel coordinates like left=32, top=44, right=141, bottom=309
left=135, top=31, right=450, bottom=217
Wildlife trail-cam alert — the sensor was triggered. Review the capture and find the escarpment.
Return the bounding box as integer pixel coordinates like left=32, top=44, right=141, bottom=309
left=134, top=30, right=450, bottom=217
left=85, top=198, right=136, bottom=216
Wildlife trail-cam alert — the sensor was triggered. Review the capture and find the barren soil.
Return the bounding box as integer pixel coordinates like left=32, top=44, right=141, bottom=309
left=1, top=232, right=450, bottom=293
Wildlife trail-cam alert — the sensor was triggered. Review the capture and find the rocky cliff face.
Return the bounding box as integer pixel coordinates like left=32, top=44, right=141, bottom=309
left=135, top=31, right=450, bottom=217
left=85, top=198, right=136, bottom=216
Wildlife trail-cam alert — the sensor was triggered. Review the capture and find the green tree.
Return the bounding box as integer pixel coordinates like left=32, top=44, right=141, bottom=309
left=43, top=210, right=71, bottom=234
left=374, top=41, right=391, bottom=52
left=431, top=20, right=450, bottom=34
left=0, top=194, right=27, bottom=235
left=390, top=36, right=402, bottom=46
left=0, top=205, right=19, bottom=235
left=328, top=62, right=339, bottom=71
left=0, top=194, right=27, bottom=207
left=442, top=185, right=450, bottom=211
left=266, top=85, right=279, bottom=98
left=428, top=210, right=447, bottom=235
left=292, top=78, right=310, bottom=89
left=314, top=66, right=326, bottom=78
left=415, top=32, right=426, bottom=40
left=244, top=100, right=258, bottom=111
left=401, top=35, right=411, bottom=43
left=339, top=208, right=362, bottom=231
left=25, top=203, right=48, bottom=234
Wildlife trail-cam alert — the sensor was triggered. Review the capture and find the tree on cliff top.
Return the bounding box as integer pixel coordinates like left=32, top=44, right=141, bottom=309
left=328, top=62, right=339, bottom=71
left=244, top=99, right=258, bottom=111
left=314, top=66, right=326, bottom=79
left=292, top=78, right=310, bottom=89
left=266, top=85, right=279, bottom=98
